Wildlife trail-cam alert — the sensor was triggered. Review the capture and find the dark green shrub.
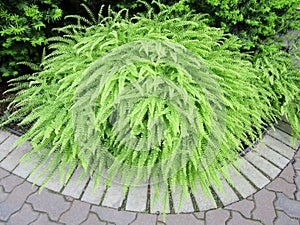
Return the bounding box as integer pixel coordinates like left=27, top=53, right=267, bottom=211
left=0, top=0, right=62, bottom=79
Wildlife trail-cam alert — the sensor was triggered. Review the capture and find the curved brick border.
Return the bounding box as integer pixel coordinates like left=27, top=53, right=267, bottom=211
left=0, top=120, right=300, bottom=224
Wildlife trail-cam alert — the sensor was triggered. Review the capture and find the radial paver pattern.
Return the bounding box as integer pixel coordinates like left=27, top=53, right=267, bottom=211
left=0, top=120, right=299, bottom=224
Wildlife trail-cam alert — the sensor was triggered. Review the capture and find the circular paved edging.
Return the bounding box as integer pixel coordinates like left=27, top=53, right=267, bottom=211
left=0, top=139, right=299, bottom=224
left=0, top=121, right=300, bottom=219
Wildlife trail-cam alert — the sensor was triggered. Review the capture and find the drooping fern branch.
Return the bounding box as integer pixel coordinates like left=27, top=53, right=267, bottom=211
left=2, top=1, right=299, bottom=213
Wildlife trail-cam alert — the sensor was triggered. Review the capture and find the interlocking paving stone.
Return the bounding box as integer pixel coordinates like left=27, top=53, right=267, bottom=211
left=192, top=182, right=216, bottom=211
left=225, top=166, right=256, bottom=199
left=205, top=208, right=230, bottom=225
left=295, top=172, right=300, bottom=201
left=0, top=168, right=9, bottom=180
left=130, top=213, right=157, bottom=225
left=156, top=221, right=166, bottom=225
left=160, top=214, right=204, bottom=225
left=193, top=211, right=204, bottom=220
left=30, top=213, right=63, bottom=225
left=262, top=135, right=295, bottom=159
left=0, top=141, right=31, bottom=171
left=0, top=135, right=18, bottom=161
left=0, top=186, right=8, bottom=203
left=81, top=175, right=105, bottom=205
left=150, top=183, right=170, bottom=213
left=244, top=151, right=281, bottom=179
left=211, top=174, right=239, bottom=206
left=62, top=167, right=89, bottom=199
left=101, top=181, right=125, bottom=208
left=171, top=186, right=194, bottom=213
left=27, top=189, right=71, bottom=221
left=0, top=173, right=23, bottom=192
left=80, top=213, right=106, bottom=225
left=236, top=158, right=270, bottom=189
left=91, top=205, right=136, bottom=225
left=279, top=163, right=296, bottom=183
left=275, top=192, right=300, bottom=218
left=225, top=199, right=255, bottom=218
left=0, top=181, right=37, bottom=221
left=60, top=200, right=90, bottom=224
left=6, top=203, right=39, bottom=225
left=126, top=185, right=148, bottom=212
left=269, top=129, right=300, bottom=150
left=0, top=131, right=10, bottom=143
left=227, top=211, right=263, bottom=225
left=294, top=158, right=300, bottom=171
left=252, top=189, right=276, bottom=225
left=193, top=212, right=205, bottom=220
left=266, top=177, right=296, bottom=199
left=254, top=143, right=289, bottom=169
left=274, top=211, right=299, bottom=225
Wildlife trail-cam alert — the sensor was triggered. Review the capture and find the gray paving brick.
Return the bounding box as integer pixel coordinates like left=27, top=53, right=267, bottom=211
left=274, top=120, right=293, bottom=135
left=274, top=211, right=299, bottom=225
left=13, top=157, right=39, bottom=179
left=225, top=199, right=254, bottom=218
left=275, top=192, right=300, bottom=218
left=211, top=174, right=239, bottom=206
left=266, top=177, right=296, bottom=199
left=0, top=141, right=31, bottom=171
left=81, top=175, right=105, bottom=205
left=225, top=165, right=256, bottom=198
left=244, top=151, right=281, bottom=179
left=131, top=213, right=157, bottom=225
left=91, top=205, right=136, bottom=225
left=0, top=173, right=23, bottom=192
left=205, top=208, right=230, bottom=225
left=0, top=181, right=37, bottom=221
left=27, top=189, right=71, bottom=221
left=6, top=203, right=39, bottom=225
left=0, top=135, right=19, bottom=161
left=268, top=129, right=300, bottom=150
left=160, top=214, right=204, bottom=225
left=62, top=167, right=89, bottom=199
left=27, top=159, right=53, bottom=186
left=30, top=213, right=63, bottom=225
left=0, top=168, right=10, bottom=180
left=236, top=158, right=270, bottom=189
left=60, top=200, right=90, bottom=224
left=80, top=213, right=106, bottom=225
left=0, top=131, right=10, bottom=143
left=262, top=135, right=295, bottom=159
left=171, top=186, right=194, bottom=213
left=43, top=168, right=65, bottom=193
left=252, top=189, right=276, bottom=225
left=279, top=163, right=296, bottom=183
left=254, top=144, right=289, bottom=169
left=0, top=186, right=8, bottom=203
left=227, top=211, right=263, bottom=225
left=126, top=185, right=148, bottom=212
left=101, top=181, right=125, bottom=209
left=150, top=183, right=170, bottom=214
left=192, top=181, right=216, bottom=211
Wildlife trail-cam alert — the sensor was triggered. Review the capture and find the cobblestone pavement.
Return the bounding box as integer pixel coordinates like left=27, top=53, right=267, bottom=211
left=0, top=128, right=300, bottom=224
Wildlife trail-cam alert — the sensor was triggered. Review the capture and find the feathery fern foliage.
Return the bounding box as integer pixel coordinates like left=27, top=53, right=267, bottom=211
left=3, top=2, right=298, bottom=212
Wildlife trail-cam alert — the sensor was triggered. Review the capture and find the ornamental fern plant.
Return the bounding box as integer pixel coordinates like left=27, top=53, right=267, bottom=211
left=3, top=1, right=296, bottom=212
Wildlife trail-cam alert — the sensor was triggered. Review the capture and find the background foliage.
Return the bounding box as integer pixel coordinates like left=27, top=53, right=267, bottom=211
left=0, top=0, right=63, bottom=79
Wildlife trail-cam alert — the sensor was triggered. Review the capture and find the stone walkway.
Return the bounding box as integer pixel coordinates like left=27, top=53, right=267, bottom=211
left=0, top=120, right=300, bottom=225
